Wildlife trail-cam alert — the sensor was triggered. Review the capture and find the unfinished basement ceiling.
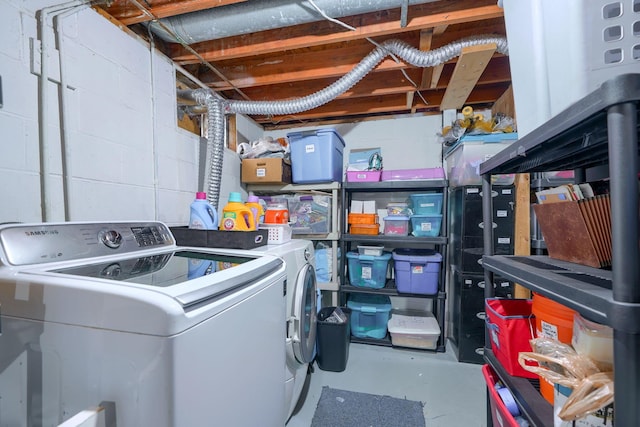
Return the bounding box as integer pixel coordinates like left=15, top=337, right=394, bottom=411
left=97, top=0, right=511, bottom=129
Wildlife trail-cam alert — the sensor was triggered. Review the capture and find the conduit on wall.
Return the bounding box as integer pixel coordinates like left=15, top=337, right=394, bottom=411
left=187, top=35, right=509, bottom=209
left=39, top=0, right=92, bottom=222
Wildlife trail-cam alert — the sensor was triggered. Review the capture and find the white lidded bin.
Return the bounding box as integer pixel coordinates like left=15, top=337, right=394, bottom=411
left=387, top=310, right=441, bottom=350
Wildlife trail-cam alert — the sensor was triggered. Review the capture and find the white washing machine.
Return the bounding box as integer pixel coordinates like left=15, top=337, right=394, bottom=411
left=0, top=221, right=287, bottom=427
left=253, top=239, right=317, bottom=421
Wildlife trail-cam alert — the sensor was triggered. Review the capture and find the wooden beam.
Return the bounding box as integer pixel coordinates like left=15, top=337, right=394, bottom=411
left=197, top=36, right=508, bottom=91
left=227, top=115, right=238, bottom=152
left=491, top=84, right=515, bottom=119
left=406, top=91, right=415, bottom=109
left=430, top=63, right=445, bottom=89
left=170, top=1, right=503, bottom=63
left=419, top=25, right=448, bottom=89
left=513, top=173, right=532, bottom=299
left=217, top=57, right=511, bottom=100
left=251, top=83, right=510, bottom=124
left=440, top=43, right=496, bottom=110
left=103, top=0, right=248, bottom=26
left=418, top=29, right=435, bottom=89
left=207, top=57, right=408, bottom=90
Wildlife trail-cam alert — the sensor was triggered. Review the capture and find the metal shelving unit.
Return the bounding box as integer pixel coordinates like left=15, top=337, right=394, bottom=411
left=339, top=179, right=449, bottom=352
left=479, top=73, right=640, bottom=426
left=247, top=182, right=341, bottom=305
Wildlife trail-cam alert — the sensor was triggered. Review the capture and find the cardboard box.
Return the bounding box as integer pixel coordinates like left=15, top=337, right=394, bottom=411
left=241, top=158, right=292, bottom=184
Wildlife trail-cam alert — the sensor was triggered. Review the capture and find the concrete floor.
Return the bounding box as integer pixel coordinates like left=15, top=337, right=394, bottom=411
left=286, top=342, right=487, bottom=427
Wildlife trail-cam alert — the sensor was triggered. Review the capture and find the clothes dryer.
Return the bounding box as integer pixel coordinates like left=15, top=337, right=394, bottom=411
left=253, top=239, right=317, bottom=421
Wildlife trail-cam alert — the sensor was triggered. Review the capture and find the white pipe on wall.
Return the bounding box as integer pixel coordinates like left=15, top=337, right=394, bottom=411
left=55, top=3, right=93, bottom=221
left=38, top=0, right=89, bottom=222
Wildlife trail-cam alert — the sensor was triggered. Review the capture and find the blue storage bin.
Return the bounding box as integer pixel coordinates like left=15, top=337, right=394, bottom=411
left=346, top=251, right=392, bottom=289
left=347, top=294, right=392, bottom=339
left=409, top=193, right=443, bottom=215
left=410, top=214, right=443, bottom=237
left=392, top=249, right=442, bottom=295
left=287, top=128, right=345, bottom=184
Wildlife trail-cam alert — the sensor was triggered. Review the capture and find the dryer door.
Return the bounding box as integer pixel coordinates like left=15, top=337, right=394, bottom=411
left=290, top=263, right=317, bottom=364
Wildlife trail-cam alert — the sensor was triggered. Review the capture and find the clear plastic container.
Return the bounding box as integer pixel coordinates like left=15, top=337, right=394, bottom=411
left=383, top=215, right=409, bottom=236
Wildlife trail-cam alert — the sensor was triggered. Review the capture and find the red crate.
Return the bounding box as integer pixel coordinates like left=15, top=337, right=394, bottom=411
left=482, top=365, right=522, bottom=427
left=485, top=298, right=537, bottom=379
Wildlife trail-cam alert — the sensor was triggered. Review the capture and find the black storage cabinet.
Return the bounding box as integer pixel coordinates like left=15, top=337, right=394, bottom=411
left=316, top=307, right=351, bottom=372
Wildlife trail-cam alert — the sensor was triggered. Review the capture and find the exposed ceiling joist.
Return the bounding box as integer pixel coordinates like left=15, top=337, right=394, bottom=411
left=169, top=1, right=503, bottom=63
left=98, top=0, right=512, bottom=128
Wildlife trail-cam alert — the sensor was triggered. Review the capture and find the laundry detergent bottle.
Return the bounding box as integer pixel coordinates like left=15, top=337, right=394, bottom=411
left=189, top=192, right=217, bottom=229
left=245, top=195, right=265, bottom=229
left=220, top=192, right=256, bottom=231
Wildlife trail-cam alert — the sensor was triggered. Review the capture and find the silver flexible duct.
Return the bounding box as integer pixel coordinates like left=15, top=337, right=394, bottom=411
left=227, top=35, right=508, bottom=115
left=191, top=89, right=226, bottom=209
left=196, top=35, right=508, bottom=210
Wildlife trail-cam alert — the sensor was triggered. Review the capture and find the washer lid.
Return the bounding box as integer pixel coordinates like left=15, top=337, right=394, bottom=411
left=2, top=249, right=285, bottom=336
left=289, top=263, right=317, bottom=364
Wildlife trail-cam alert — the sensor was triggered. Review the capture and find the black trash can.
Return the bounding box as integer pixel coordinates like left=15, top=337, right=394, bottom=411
left=316, top=306, right=351, bottom=372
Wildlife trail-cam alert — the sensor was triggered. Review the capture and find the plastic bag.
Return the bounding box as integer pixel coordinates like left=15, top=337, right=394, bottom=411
left=518, top=337, right=614, bottom=422
left=324, top=307, right=348, bottom=324
left=237, top=136, right=289, bottom=159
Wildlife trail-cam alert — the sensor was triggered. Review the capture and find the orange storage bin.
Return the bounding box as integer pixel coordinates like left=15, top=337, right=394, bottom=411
left=348, top=213, right=378, bottom=225
left=532, top=293, right=576, bottom=405
left=349, top=224, right=379, bottom=235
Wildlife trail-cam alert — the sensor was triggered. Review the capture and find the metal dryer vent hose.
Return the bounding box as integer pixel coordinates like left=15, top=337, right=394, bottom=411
left=228, top=36, right=508, bottom=115
left=193, top=35, right=509, bottom=208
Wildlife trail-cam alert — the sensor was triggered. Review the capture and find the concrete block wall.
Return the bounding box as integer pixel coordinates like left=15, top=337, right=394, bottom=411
left=0, top=0, right=447, bottom=227
left=265, top=114, right=444, bottom=173
left=0, top=1, right=207, bottom=226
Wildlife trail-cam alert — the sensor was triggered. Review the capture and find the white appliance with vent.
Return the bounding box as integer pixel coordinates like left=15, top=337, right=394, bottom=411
left=252, top=239, right=317, bottom=421
left=502, top=0, right=640, bottom=136
left=0, top=221, right=286, bottom=427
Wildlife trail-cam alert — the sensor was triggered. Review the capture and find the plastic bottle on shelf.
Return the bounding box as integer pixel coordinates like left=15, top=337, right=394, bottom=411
left=245, top=195, right=265, bottom=228
left=264, top=203, right=289, bottom=224
left=189, top=192, right=217, bottom=230
left=220, top=192, right=256, bottom=231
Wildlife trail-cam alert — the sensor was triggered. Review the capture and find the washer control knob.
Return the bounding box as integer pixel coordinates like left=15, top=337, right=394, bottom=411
left=100, top=230, right=122, bottom=249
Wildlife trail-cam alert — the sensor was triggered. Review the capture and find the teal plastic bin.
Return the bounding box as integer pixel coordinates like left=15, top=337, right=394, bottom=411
left=346, top=251, right=392, bottom=288
left=347, top=294, right=392, bottom=339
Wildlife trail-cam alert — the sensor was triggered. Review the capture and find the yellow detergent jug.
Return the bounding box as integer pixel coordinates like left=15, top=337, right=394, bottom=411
left=220, top=192, right=256, bottom=231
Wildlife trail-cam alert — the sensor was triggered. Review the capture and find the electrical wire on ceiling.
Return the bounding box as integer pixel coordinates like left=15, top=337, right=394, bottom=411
left=125, top=0, right=250, bottom=101
left=307, top=0, right=429, bottom=106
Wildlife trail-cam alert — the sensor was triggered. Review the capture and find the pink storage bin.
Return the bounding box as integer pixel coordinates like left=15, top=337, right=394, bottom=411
left=381, top=168, right=445, bottom=181
left=346, top=171, right=382, bottom=182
